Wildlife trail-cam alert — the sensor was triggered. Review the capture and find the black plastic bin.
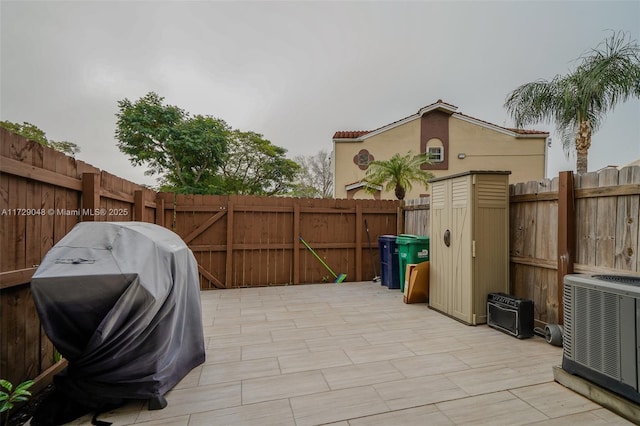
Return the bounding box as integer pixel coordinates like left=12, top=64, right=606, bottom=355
left=378, top=235, right=400, bottom=289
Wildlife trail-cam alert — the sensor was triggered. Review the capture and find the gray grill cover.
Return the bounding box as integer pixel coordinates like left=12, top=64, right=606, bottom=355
left=31, top=222, right=205, bottom=406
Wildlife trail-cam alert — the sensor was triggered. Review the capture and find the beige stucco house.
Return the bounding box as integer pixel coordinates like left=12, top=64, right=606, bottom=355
left=332, top=100, right=549, bottom=200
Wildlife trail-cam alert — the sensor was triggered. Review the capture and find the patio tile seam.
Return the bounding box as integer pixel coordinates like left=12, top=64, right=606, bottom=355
left=505, top=387, right=555, bottom=424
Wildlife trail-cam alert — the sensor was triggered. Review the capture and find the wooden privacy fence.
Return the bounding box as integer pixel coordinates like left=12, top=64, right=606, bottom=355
left=403, top=197, right=430, bottom=236
left=0, top=129, right=401, bottom=385
left=510, top=167, right=640, bottom=327
left=0, top=129, right=157, bottom=388
left=158, top=194, right=400, bottom=288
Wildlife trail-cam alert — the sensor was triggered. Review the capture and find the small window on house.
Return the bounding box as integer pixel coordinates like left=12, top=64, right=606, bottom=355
left=357, top=151, right=370, bottom=166
left=427, top=146, right=443, bottom=162
left=353, top=149, right=374, bottom=170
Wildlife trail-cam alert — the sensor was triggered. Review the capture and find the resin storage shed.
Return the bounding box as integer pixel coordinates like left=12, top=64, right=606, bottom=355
left=428, top=171, right=510, bottom=325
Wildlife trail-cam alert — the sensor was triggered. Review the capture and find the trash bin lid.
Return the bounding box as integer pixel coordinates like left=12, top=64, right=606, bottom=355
left=396, top=234, right=416, bottom=244
left=379, top=234, right=397, bottom=241
left=398, top=234, right=430, bottom=244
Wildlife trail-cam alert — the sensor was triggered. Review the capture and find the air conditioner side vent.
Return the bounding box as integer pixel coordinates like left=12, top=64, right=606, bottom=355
left=563, top=282, right=573, bottom=359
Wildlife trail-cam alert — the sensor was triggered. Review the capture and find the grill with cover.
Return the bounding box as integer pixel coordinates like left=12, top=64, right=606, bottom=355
left=31, top=221, right=205, bottom=420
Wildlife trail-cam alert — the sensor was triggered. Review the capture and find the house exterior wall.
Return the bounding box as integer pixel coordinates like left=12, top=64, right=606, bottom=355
left=333, top=112, right=546, bottom=200
left=334, top=119, right=422, bottom=199
left=447, top=117, right=546, bottom=185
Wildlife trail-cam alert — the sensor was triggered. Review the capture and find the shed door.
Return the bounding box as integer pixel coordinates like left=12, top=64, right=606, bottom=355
left=449, top=175, right=473, bottom=323
left=429, top=180, right=449, bottom=314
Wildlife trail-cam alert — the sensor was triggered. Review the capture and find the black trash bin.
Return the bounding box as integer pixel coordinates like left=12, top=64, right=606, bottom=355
left=378, top=235, right=400, bottom=289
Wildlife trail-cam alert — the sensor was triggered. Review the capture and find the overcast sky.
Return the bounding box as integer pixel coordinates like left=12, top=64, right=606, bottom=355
left=2, top=0, right=639, bottom=187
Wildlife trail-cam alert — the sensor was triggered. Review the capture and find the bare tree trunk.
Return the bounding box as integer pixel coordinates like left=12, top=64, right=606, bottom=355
left=575, top=119, right=592, bottom=174
left=395, top=184, right=405, bottom=200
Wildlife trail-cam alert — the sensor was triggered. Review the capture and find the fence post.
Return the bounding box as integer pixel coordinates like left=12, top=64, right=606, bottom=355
left=134, top=190, right=144, bottom=222
left=155, top=195, right=165, bottom=227
left=81, top=173, right=100, bottom=222
left=355, top=204, right=363, bottom=281
left=293, top=202, right=300, bottom=285
left=397, top=201, right=405, bottom=234
left=557, top=171, right=575, bottom=325
left=225, top=201, right=234, bottom=288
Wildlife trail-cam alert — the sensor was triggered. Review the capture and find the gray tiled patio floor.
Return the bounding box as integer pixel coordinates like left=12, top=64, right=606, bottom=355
left=65, top=282, right=632, bottom=425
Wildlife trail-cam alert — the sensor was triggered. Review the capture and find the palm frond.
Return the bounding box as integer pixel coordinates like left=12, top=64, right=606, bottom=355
left=574, top=31, right=640, bottom=129
left=504, top=31, right=640, bottom=172
left=364, top=152, right=433, bottom=199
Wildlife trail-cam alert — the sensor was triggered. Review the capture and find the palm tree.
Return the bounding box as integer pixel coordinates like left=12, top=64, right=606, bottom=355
left=365, top=152, right=433, bottom=200
left=505, top=32, right=640, bottom=174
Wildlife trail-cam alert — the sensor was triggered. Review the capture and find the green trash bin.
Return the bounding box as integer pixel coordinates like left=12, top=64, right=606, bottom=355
left=396, top=234, right=430, bottom=291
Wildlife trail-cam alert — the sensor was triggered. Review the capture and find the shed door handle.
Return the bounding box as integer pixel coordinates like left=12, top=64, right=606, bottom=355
left=444, top=229, right=451, bottom=247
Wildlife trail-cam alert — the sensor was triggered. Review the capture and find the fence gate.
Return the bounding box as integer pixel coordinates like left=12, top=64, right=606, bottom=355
left=158, top=193, right=401, bottom=288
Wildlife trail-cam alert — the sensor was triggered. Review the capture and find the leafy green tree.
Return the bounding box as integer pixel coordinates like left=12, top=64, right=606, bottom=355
left=364, top=152, right=433, bottom=200
left=0, top=120, right=80, bottom=155
left=115, top=92, right=229, bottom=192
left=291, top=150, right=333, bottom=198
left=505, top=32, right=640, bottom=174
left=211, top=130, right=300, bottom=195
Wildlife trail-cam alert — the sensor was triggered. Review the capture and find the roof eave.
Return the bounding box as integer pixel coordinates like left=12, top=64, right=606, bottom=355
left=453, top=114, right=548, bottom=138
left=345, top=181, right=382, bottom=191
left=333, top=138, right=365, bottom=143
left=418, top=102, right=458, bottom=116
left=512, top=132, right=550, bottom=139
left=357, top=114, right=419, bottom=140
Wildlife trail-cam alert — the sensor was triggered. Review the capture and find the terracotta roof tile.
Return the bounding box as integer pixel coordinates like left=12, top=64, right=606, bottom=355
left=333, top=130, right=369, bottom=139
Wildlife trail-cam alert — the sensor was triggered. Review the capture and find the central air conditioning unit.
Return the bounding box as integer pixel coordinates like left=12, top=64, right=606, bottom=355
left=562, top=274, right=640, bottom=405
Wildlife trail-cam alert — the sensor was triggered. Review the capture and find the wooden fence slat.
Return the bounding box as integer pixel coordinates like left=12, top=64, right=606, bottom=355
left=293, top=202, right=300, bottom=284
left=614, top=166, right=640, bottom=272
left=134, top=190, right=144, bottom=221
left=225, top=202, right=234, bottom=288
left=355, top=204, right=363, bottom=281
left=595, top=169, right=619, bottom=269
left=575, top=172, right=599, bottom=267
left=82, top=173, right=100, bottom=222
